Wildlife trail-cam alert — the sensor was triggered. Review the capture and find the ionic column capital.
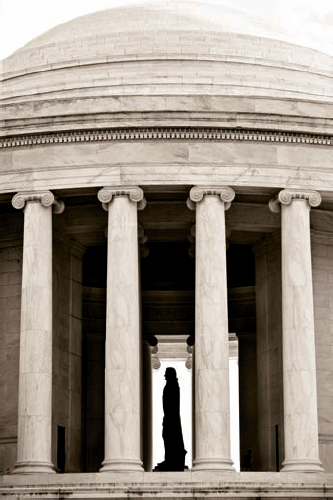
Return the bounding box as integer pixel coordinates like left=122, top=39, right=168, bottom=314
left=98, top=186, right=146, bottom=211
left=269, top=189, right=321, bottom=213
left=11, top=191, right=65, bottom=213
left=186, top=186, right=235, bottom=211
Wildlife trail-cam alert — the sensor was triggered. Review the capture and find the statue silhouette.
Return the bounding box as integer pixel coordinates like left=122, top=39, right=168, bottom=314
left=154, top=367, right=187, bottom=471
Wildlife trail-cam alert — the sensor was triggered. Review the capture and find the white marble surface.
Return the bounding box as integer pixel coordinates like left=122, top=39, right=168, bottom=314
left=1, top=138, right=333, bottom=197
left=100, top=193, right=143, bottom=472
left=280, top=194, right=324, bottom=472
left=191, top=190, right=234, bottom=471
left=13, top=200, right=55, bottom=474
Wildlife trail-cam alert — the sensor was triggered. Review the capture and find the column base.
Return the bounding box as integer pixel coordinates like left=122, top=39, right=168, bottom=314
left=11, top=461, right=56, bottom=474
left=281, top=459, right=324, bottom=473
left=100, top=458, right=144, bottom=473
left=192, top=458, right=235, bottom=472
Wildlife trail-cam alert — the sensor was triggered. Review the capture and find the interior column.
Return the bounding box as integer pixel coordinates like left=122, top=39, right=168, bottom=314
left=270, top=189, right=324, bottom=472
left=187, top=186, right=235, bottom=472
left=11, top=191, right=64, bottom=474
left=142, top=340, right=153, bottom=471
left=98, top=186, right=145, bottom=473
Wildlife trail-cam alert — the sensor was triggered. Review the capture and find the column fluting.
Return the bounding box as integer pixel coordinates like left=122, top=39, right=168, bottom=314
left=11, top=191, right=64, bottom=474
left=188, top=186, right=235, bottom=472
left=270, top=189, right=324, bottom=472
left=98, top=186, right=145, bottom=472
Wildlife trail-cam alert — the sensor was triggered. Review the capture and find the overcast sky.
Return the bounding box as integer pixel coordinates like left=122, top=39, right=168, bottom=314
left=1, top=0, right=333, bottom=60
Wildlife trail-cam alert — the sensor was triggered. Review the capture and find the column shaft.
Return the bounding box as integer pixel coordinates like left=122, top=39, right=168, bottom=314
left=99, top=191, right=143, bottom=472
left=280, top=196, right=323, bottom=472
left=13, top=200, right=55, bottom=474
left=190, top=187, right=235, bottom=472
left=142, top=341, right=153, bottom=471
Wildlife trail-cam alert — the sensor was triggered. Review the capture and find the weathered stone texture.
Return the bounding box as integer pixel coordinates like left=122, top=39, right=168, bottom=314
left=312, top=238, right=333, bottom=472
left=52, top=237, right=85, bottom=472
left=0, top=243, right=22, bottom=474
left=254, top=233, right=284, bottom=472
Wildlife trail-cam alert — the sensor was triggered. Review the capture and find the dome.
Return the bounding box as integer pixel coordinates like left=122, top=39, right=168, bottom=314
left=1, top=0, right=332, bottom=137
left=3, top=0, right=332, bottom=76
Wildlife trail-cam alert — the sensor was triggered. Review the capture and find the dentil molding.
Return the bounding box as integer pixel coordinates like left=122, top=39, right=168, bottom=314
left=1, top=127, right=332, bottom=149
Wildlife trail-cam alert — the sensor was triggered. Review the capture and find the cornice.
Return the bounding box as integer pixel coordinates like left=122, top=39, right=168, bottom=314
left=0, top=127, right=332, bottom=149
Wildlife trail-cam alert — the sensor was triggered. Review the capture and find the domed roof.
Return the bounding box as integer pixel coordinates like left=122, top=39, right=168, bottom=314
left=12, top=0, right=291, bottom=50
left=1, top=0, right=332, bottom=136
left=3, top=0, right=332, bottom=77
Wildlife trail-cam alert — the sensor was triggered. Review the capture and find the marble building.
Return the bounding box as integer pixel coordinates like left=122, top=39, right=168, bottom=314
left=0, top=1, right=333, bottom=497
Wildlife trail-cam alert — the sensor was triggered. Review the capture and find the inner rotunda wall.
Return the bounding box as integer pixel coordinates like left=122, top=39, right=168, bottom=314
left=0, top=240, right=22, bottom=475
left=253, top=232, right=284, bottom=471
left=51, top=236, right=85, bottom=473
left=312, top=236, right=333, bottom=472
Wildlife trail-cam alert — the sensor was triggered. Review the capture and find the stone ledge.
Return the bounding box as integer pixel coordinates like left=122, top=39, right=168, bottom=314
left=1, top=472, right=333, bottom=499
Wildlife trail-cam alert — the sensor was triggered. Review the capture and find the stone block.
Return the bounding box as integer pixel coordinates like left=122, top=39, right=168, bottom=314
left=0, top=261, right=21, bottom=274
left=70, top=390, right=82, bottom=431
left=71, top=255, right=83, bottom=283
left=0, top=284, right=21, bottom=299
left=312, top=268, right=328, bottom=284
left=312, top=243, right=328, bottom=258
left=7, top=247, right=22, bottom=261
left=316, top=343, right=332, bottom=358
left=67, top=427, right=82, bottom=472
left=71, top=280, right=83, bottom=319
left=0, top=274, right=8, bottom=286
left=7, top=273, right=21, bottom=285
left=314, top=307, right=329, bottom=320
left=320, top=442, right=333, bottom=473
left=0, top=298, right=7, bottom=311
left=313, top=281, right=330, bottom=295
left=8, top=296, right=21, bottom=310
left=317, top=371, right=333, bottom=397
left=0, top=249, right=9, bottom=262
left=318, top=396, right=333, bottom=410
left=315, top=327, right=332, bottom=346
left=314, top=294, right=329, bottom=308
left=70, top=354, right=82, bottom=391
left=70, top=318, right=82, bottom=356
left=5, top=347, right=19, bottom=363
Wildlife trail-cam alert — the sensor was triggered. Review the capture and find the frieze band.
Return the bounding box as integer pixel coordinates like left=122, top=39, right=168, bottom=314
left=1, top=127, right=332, bottom=149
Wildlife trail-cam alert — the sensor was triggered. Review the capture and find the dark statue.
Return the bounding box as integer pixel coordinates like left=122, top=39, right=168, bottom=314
left=154, top=367, right=187, bottom=471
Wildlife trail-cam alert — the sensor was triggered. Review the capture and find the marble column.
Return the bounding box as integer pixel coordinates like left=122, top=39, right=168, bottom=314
left=187, top=186, right=235, bottom=472
left=11, top=191, right=64, bottom=474
left=142, top=340, right=153, bottom=472
left=98, top=186, right=145, bottom=472
left=269, top=189, right=324, bottom=472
